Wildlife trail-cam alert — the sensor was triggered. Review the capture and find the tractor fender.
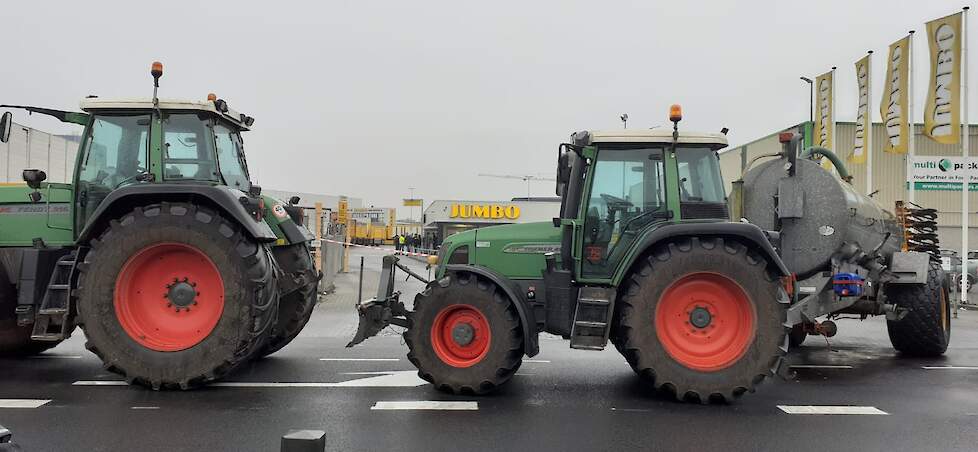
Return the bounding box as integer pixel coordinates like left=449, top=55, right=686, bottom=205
left=444, top=264, right=540, bottom=357
left=617, top=221, right=790, bottom=285
left=77, top=184, right=277, bottom=244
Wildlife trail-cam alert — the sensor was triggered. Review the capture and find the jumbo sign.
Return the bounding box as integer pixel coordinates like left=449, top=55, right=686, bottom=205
left=450, top=204, right=521, bottom=220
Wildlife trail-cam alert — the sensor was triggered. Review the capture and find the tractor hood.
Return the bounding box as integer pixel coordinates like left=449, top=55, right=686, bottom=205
left=448, top=221, right=561, bottom=280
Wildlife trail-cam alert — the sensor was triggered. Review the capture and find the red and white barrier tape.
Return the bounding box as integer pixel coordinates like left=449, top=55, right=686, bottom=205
left=322, top=239, right=435, bottom=257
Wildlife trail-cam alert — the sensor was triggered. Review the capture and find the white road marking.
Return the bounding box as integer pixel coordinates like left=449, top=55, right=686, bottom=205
left=74, top=371, right=427, bottom=388
left=371, top=401, right=478, bottom=411
left=790, top=365, right=854, bottom=369
left=922, top=366, right=978, bottom=370
left=611, top=408, right=651, bottom=412
left=0, top=399, right=51, bottom=408
left=320, top=358, right=400, bottom=362
left=131, top=406, right=160, bottom=410
left=522, top=359, right=551, bottom=363
left=777, top=405, right=888, bottom=415
left=29, top=354, right=82, bottom=359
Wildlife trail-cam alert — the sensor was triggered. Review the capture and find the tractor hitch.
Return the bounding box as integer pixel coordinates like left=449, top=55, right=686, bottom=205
left=346, top=255, right=420, bottom=347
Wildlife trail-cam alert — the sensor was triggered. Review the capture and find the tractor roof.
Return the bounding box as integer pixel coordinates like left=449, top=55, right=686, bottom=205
left=79, top=98, right=252, bottom=130
left=581, top=129, right=728, bottom=148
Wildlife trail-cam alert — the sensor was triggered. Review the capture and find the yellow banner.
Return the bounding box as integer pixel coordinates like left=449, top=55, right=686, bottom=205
left=923, top=12, right=963, bottom=144
left=850, top=55, right=871, bottom=164
left=881, top=36, right=911, bottom=154
left=402, top=198, right=422, bottom=207
left=813, top=70, right=834, bottom=151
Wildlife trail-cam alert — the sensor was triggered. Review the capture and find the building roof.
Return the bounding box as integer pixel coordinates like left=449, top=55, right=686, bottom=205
left=79, top=98, right=252, bottom=130
left=584, top=129, right=728, bottom=147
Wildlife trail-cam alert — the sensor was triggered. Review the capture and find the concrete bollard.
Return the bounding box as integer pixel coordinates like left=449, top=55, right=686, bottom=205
left=281, top=430, right=326, bottom=452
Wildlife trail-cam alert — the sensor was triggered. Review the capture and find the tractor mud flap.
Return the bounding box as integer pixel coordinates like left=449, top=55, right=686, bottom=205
left=347, top=299, right=394, bottom=347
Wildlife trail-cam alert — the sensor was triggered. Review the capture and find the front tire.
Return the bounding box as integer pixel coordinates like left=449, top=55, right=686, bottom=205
left=615, top=237, right=788, bottom=403
left=76, top=203, right=279, bottom=389
left=405, top=272, right=524, bottom=394
left=885, top=261, right=951, bottom=357
left=258, top=243, right=319, bottom=357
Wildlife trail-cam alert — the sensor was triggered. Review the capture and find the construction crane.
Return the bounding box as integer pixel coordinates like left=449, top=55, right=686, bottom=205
left=477, top=173, right=556, bottom=198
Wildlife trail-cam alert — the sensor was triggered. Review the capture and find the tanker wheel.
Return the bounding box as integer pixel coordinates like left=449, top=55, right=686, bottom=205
left=76, top=203, right=279, bottom=389
left=405, top=272, right=523, bottom=395
left=0, top=260, right=62, bottom=357
left=885, top=261, right=951, bottom=357
left=257, top=243, right=319, bottom=358
left=616, top=237, right=788, bottom=403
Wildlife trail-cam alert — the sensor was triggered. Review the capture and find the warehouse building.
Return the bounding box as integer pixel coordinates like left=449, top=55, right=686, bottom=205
left=1, top=121, right=80, bottom=184
left=719, top=122, right=977, bottom=250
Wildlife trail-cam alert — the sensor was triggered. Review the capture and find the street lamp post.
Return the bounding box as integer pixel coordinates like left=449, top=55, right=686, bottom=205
left=799, top=76, right=813, bottom=124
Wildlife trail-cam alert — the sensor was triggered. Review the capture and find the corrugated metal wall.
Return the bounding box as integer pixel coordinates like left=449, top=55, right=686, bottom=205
left=1, top=121, right=80, bottom=184
left=720, top=122, right=978, bottom=250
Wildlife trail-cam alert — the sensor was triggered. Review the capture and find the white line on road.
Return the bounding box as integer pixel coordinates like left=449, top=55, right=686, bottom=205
left=777, top=405, right=888, bottom=415
left=922, top=366, right=978, bottom=370
left=28, top=354, right=82, bottom=359
left=0, top=399, right=51, bottom=408
left=73, top=371, right=427, bottom=388
left=320, top=358, right=400, bottom=362
left=371, top=401, right=478, bottom=411
left=790, top=365, right=854, bottom=369
left=522, top=359, right=551, bottom=363
left=131, top=406, right=160, bottom=410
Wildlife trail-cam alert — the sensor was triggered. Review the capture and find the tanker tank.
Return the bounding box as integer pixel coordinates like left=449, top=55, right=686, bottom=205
left=741, top=156, right=902, bottom=279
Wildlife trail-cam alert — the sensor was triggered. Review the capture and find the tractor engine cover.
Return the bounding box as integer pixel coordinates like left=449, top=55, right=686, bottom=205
left=741, top=157, right=901, bottom=279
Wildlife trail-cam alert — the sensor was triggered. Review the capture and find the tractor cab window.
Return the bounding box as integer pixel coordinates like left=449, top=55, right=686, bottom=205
left=214, top=123, right=250, bottom=190
left=676, top=147, right=725, bottom=202
left=76, top=114, right=150, bottom=228
left=163, top=113, right=219, bottom=182
left=581, top=147, right=665, bottom=277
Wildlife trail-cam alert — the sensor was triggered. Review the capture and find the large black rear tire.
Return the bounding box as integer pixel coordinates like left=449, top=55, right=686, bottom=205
left=614, top=237, right=788, bottom=403
left=258, top=243, right=319, bottom=357
left=0, top=260, right=60, bottom=357
left=405, top=272, right=523, bottom=395
left=885, top=261, right=951, bottom=357
left=76, top=202, right=279, bottom=389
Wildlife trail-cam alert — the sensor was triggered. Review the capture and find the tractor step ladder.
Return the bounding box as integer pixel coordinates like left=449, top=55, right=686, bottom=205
left=31, top=255, right=76, bottom=341
left=569, top=286, right=616, bottom=350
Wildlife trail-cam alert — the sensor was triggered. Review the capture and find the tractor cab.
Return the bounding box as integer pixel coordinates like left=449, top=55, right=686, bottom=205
left=554, top=106, right=730, bottom=283
left=73, top=96, right=255, bottom=230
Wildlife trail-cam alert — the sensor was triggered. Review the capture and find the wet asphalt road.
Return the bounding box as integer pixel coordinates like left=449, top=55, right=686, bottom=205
left=2, top=246, right=978, bottom=452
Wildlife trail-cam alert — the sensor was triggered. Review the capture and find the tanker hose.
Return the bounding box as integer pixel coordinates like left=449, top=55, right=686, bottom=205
left=800, top=146, right=852, bottom=183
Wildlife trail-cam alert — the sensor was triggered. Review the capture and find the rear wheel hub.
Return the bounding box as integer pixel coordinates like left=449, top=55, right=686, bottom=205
left=166, top=280, right=197, bottom=309
left=430, top=305, right=491, bottom=368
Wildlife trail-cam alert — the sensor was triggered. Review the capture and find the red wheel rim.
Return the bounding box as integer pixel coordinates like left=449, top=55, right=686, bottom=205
left=430, top=304, right=491, bottom=368
left=114, top=243, right=225, bottom=352
left=655, top=272, right=755, bottom=372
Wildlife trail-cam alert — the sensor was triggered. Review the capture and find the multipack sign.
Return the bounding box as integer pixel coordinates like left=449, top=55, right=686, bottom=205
left=907, top=156, right=978, bottom=191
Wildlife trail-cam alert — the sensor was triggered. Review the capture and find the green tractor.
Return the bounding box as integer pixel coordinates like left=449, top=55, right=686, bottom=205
left=350, top=106, right=947, bottom=402
left=350, top=106, right=794, bottom=402
left=0, top=62, right=319, bottom=389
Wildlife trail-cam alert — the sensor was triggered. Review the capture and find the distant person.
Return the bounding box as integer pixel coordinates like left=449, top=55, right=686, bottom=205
left=398, top=234, right=406, bottom=252
left=392, top=234, right=401, bottom=251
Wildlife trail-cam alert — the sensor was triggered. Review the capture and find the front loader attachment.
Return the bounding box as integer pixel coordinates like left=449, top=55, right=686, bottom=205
left=346, top=255, right=425, bottom=347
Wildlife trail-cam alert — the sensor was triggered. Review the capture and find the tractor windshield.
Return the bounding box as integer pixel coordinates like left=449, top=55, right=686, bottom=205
left=213, top=123, right=251, bottom=190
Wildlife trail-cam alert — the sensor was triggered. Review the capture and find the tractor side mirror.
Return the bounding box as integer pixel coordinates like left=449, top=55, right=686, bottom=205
left=556, top=147, right=571, bottom=196
left=289, top=195, right=301, bottom=206
left=0, top=112, right=11, bottom=143
left=22, top=169, right=47, bottom=189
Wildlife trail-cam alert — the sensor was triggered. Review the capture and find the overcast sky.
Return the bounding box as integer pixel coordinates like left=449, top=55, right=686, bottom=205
left=1, top=0, right=971, bottom=219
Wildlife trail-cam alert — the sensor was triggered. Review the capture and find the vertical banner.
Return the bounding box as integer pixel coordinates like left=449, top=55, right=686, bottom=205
left=881, top=36, right=911, bottom=153
left=923, top=12, right=963, bottom=144
left=851, top=55, right=871, bottom=164
left=814, top=70, right=834, bottom=150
